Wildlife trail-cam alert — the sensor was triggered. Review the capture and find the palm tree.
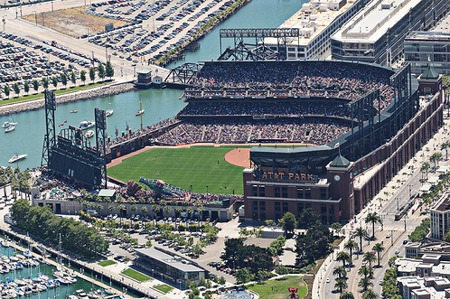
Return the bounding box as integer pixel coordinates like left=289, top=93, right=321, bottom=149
left=363, top=252, right=376, bottom=270
left=130, top=204, right=138, bottom=226
left=336, top=251, right=351, bottom=268
left=354, top=227, right=368, bottom=253
left=163, top=205, right=171, bottom=217
left=339, top=292, right=355, bottom=299
left=141, top=206, right=148, bottom=216
left=344, top=239, right=358, bottom=262
left=362, top=289, right=378, bottom=299
left=365, top=212, right=382, bottom=239
left=117, top=204, right=126, bottom=227
left=108, top=205, right=115, bottom=216
left=358, top=264, right=372, bottom=280
left=358, top=276, right=373, bottom=292
left=151, top=204, right=160, bottom=218
left=333, top=265, right=347, bottom=279
left=420, top=162, right=431, bottom=182
left=334, top=278, right=347, bottom=293
left=372, top=243, right=385, bottom=267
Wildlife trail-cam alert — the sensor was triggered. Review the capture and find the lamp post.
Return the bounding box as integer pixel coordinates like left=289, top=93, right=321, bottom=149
left=206, top=185, right=208, bottom=194
left=408, top=184, right=413, bottom=200
left=396, top=197, right=400, bottom=210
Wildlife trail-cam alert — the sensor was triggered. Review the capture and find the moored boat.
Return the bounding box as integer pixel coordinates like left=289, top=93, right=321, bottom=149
left=4, top=125, right=15, bottom=133
left=79, top=121, right=95, bottom=130
left=8, top=154, right=27, bottom=164
left=105, top=109, right=113, bottom=117
left=85, top=130, right=94, bottom=139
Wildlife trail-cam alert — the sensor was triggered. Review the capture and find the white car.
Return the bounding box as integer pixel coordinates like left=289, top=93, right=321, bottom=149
left=326, top=278, right=331, bottom=283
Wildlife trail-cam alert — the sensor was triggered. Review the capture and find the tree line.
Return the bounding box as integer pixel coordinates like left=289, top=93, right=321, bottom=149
left=11, top=199, right=108, bottom=259
left=2, top=61, right=114, bottom=98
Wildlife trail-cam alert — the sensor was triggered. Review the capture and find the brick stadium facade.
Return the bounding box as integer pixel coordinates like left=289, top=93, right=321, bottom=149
left=243, top=63, right=443, bottom=223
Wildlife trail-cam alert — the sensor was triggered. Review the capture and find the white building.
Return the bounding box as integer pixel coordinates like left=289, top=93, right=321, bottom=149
left=330, top=0, right=450, bottom=65
left=431, top=193, right=450, bottom=240
left=263, top=0, right=371, bottom=60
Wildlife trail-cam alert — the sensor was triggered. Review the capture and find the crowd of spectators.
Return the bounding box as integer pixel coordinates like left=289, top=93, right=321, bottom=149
left=186, top=61, right=395, bottom=111
left=156, top=118, right=351, bottom=146
left=178, top=101, right=368, bottom=121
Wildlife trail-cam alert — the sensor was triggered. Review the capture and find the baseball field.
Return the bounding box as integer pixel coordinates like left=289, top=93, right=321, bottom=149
left=107, top=146, right=248, bottom=194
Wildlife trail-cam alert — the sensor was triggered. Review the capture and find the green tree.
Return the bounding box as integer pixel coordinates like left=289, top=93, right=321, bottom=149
left=365, top=212, right=382, bottom=239
left=340, top=292, right=355, bottom=299
left=13, top=82, right=20, bottom=97
left=334, top=278, right=347, bottom=293
left=363, top=251, right=376, bottom=270
left=117, top=204, right=126, bottom=227
left=372, top=242, right=385, bottom=267
left=89, top=67, right=96, bottom=83
left=358, top=276, right=373, bottom=292
left=336, top=251, right=350, bottom=268
left=430, top=152, right=443, bottom=170
left=420, top=162, right=431, bottom=181
left=70, top=71, right=76, bottom=86
left=141, top=206, right=148, bottom=216
left=51, top=76, right=58, bottom=89
left=298, top=208, right=320, bottom=229
left=362, top=289, right=378, bottom=299
left=106, top=60, right=114, bottom=79
left=358, top=264, right=372, bottom=280
left=98, top=64, right=105, bottom=81
left=60, top=73, right=68, bottom=88
left=331, top=222, right=343, bottom=237
left=279, top=212, right=297, bottom=235
left=409, top=218, right=430, bottom=242
left=80, top=70, right=87, bottom=85
left=32, top=79, right=39, bottom=93
left=4, top=85, right=10, bottom=98
left=235, top=268, right=251, bottom=285
left=354, top=227, right=368, bottom=253
left=332, top=265, right=347, bottom=279
left=24, top=81, right=29, bottom=95
left=344, top=239, right=358, bottom=264
left=42, top=77, right=49, bottom=89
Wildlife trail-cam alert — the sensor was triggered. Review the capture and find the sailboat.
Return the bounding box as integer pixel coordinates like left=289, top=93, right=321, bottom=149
left=135, top=98, right=144, bottom=116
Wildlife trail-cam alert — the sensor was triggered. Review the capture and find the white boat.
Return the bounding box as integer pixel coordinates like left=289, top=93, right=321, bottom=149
left=136, top=98, right=144, bottom=116
left=2, top=121, right=17, bottom=128
left=70, top=110, right=78, bottom=113
left=85, top=130, right=94, bottom=139
left=8, top=154, right=27, bottom=164
left=79, top=120, right=95, bottom=130
left=106, top=109, right=113, bottom=117
left=4, top=125, right=15, bottom=133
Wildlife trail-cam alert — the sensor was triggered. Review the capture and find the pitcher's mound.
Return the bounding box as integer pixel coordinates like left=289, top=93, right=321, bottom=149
left=224, top=148, right=251, bottom=168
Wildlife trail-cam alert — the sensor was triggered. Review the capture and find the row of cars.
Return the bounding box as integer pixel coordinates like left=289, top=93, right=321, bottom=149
left=0, top=32, right=96, bottom=89
left=85, top=0, right=238, bottom=63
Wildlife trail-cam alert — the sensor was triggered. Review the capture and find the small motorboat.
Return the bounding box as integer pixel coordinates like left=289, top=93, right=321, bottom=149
left=70, top=110, right=78, bottom=113
left=8, top=154, right=27, bottom=164
left=4, top=125, right=15, bottom=133
left=135, top=109, right=144, bottom=116
left=2, top=121, right=17, bottom=128
left=79, top=120, right=95, bottom=130
left=106, top=109, right=113, bottom=117
left=85, top=130, right=94, bottom=139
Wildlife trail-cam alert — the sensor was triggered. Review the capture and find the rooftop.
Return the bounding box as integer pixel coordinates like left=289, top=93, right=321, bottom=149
left=264, top=0, right=357, bottom=46
left=332, top=0, right=423, bottom=43
left=432, top=192, right=450, bottom=212
left=405, top=31, right=450, bottom=42
left=135, top=247, right=205, bottom=273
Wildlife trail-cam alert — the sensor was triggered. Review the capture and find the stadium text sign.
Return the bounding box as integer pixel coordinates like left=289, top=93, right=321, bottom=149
left=261, top=171, right=318, bottom=182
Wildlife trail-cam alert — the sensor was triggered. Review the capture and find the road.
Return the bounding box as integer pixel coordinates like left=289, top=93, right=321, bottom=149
left=315, top=112, right=450, bottom=298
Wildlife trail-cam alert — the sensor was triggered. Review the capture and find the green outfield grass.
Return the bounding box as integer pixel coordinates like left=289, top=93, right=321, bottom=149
left=97, top=260, right=116, bottom=267
left=108, top=146, right=246, bottom=194
left=247, top=276, right=308, bottom=299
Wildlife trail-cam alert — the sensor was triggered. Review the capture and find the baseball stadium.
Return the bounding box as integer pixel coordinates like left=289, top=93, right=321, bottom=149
left=41, top=59, right=443, bottom=223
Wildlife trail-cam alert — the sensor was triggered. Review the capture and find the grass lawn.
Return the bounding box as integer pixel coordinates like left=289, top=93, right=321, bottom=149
left=108, top=146, right=246, bottom=194
left=0, top=81, right=111, bottom=106
left=121, top=268, right=152, bottom=282
left=153, top=284, right=173, bottom=294
left=247, top=276, right=308, bottom=299
left=97, top=260, right=116, bottom=267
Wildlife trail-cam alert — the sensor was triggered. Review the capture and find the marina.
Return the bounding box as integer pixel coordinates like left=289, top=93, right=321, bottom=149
left=0, top=243, right=121, bottom=299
